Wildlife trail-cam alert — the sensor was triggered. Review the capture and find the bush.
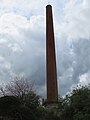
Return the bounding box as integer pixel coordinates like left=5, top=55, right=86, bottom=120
left=58, top=85, right=90, bottom=120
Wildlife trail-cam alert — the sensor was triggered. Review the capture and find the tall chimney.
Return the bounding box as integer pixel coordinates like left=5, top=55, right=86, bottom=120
left=46, top=5, right=58, bottom=103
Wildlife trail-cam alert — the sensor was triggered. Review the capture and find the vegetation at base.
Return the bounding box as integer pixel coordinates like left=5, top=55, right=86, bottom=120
left=0, top=77, right=90, bottom=120
left=58, top=84, right=90, bottom=120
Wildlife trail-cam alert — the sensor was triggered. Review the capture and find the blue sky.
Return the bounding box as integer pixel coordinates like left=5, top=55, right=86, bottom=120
left=0, top=0, right=90, bottom=97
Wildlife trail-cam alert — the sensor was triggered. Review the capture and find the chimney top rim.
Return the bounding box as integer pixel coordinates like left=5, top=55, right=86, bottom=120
left=46, top=4, right=52, bottom=8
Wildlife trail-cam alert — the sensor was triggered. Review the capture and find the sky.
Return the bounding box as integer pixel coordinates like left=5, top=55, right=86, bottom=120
left=0, top=0, right=90, bottom=97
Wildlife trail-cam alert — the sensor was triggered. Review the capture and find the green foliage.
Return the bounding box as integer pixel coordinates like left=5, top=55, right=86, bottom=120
left=0, top=96, right=21, bottom=119
left=0, top=92, right=41, bottom=120
left=0, top=77, right=45, bottom=120
left=58, top=85, right=90, bottom=120
left=22, top=91, right=40, bottom=109
left=0, top=83, right=90, bottom=120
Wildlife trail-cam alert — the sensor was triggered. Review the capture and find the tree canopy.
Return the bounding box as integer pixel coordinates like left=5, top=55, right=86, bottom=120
left=0, top=77, right=90, bottom=120
left=0, top=77, right=43, bottom=120
left=58, top=84, right=90, bottom=120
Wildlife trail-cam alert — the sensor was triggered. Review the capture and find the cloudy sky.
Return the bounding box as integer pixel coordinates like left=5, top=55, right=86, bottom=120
left=0, top=0, right=90, bottom=97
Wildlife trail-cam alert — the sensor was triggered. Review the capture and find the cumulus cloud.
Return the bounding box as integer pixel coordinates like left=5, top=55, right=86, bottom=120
left=79, top=72, right=90, bottom=85
left=0, top=12, right=45, bottom=88
left=0, top=0, right=51, bottom=18
left=60, top=0, right=90, bottom=40
left=57, top=0, right=90, bottom=95
left=0, top=0, right=90, bottom=97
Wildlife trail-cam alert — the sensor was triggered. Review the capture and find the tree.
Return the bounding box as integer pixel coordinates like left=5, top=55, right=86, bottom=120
left=58, top=84, right=90, bottom=120
left=0, top=77, right=43, bottom=120
left=5, top=77, right=35, bottom=98
left=0, top=96, right=21, bottom=119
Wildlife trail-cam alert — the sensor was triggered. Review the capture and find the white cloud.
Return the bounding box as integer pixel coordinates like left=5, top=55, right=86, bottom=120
left=0, top=13, right=29, bottom=35
left=0, top=0, right=90, bottom=96
left=56, top=0, right=90, bottom=95
left=0, top=10, right=45, bottom=87
left=58, top=0, right=90, bottom=41
left=79, top=72, right=90, bottom=86
left=0, top=0, right=47, bottom=17
left=0, top=0, right=15, bottom=8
